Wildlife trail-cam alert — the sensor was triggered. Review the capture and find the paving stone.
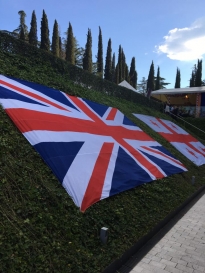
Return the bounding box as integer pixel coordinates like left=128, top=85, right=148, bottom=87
left=176, top=263, right=194, bottom=273
left=117, top=193, right=205, bottom=273
left=187, top=262, right=205, bottom=272
left=164, top=265, right=184, bottom=273
left=160, top=258, right=177, bottom=268
left=136, top=262, right=168, bottom=273
left=149, top=260, right=166, bottom=270
left=170, top=257, right=187, bottom=266
left=131, top=266, right=144, bottom=272
left=141, top=258, right=151, bottom=264
left=149, top=255, right=162, bottom=262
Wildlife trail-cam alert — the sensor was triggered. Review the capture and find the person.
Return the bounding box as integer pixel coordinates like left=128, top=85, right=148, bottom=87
left=172, top=106, right=179, bottom=120
left=165, top=102, right=170, bottom=115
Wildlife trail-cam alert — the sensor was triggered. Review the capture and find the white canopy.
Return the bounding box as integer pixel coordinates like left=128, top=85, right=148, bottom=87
left=118, top=80, right=139, bottom=93
left=151, top=86, right=205, bottom=95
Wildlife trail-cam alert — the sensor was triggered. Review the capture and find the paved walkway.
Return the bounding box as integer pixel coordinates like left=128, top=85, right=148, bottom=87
left=118, top=192, right=205, bottom=273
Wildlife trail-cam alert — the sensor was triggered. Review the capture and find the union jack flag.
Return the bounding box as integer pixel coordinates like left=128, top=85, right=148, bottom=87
left=0, top=75, right=187, bottom=211
left=133, top=114, right=205, bottom=166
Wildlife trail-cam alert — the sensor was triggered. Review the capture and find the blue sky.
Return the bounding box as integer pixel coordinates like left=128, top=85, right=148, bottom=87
left=0, top=0, right=205, bottom=88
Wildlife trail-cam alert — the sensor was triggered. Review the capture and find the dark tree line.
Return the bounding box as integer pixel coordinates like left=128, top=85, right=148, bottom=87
left=190, top=60, right=203, bottom=87
left=13, top=9, right=204, bottom=95
left=146, top=61, right=171, bottom=97
left=13, top=9, right=138, bottom=88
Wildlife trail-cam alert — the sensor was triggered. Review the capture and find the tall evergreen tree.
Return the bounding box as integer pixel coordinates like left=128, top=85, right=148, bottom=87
left=97, top=27, right=103, bottom=78
left=28, top=10, right=38, bottom=46
left=174, top=68, right=181, bottom=88
left=189, top=64, right=197, bottom=87
left=155, top=66, right=160, bottom=90
left=118, top=45, right=122, bottom=82
left=111, top=53, right=115, bottom=82
left=129, top=57, right=137, bottom=88
left=190, top=71, right=195, bottom=87
left=59, top=36, right=63, bottom=58
left=147, top=61, right=155, bottom=97
left=40, top=10, right=50, bottom=51
left=114, top=63, right=119, bottom=84
left=125, top=64, right=129, bottom=82
left=66, top=22, right=75, bottom=64
left=104, top=38, right=112, bottom=81
left=83, top=29, right=92, bottom=72
left=14, top=10, right=28, bottom=41
left=51, top=20, right=59, bottom=57
left=133, top=71, right=137, bottom=89
left=195, top=59, right=202, bottom=87
left=121, top=49, right=126, bottom=81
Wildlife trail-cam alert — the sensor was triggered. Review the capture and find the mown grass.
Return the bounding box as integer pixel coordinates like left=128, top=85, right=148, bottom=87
left=0, top=49, right=205, bottom=273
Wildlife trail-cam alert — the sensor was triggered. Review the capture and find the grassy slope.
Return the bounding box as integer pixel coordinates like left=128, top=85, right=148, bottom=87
left=0, top=50, right=205, bottom=273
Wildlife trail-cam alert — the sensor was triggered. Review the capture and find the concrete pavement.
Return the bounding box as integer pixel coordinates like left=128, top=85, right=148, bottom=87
left=117, top=192, right=205, bottom=273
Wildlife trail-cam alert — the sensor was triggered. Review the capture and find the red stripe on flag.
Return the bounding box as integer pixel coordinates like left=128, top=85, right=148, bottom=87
left=0, top=80, right=69, bottom=111
left=116, top=138, right=165, bottom=179
left=155, top=118, right=204, bottom=157
left=160, top=132, right=197, bottom=143
left=156, top=118, right=181, bottom=135
left=141, top=146, right=186, bottom=167
left=106, top=108, right=117, bottom=120
left=185, top=142, right=205, bottom=157
left=156, top=118, right=197, bottom=143
left=67, top=95, right=105, bottom=124
left=81, top=142, right=114, bottom=212
left=6, top=108, right=153, bottom=141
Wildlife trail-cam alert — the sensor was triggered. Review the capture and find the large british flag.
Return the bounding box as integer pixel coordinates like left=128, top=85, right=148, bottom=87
left=0, top=75, right=187, bottom=211
left=133, top=114, right=205, bottom=166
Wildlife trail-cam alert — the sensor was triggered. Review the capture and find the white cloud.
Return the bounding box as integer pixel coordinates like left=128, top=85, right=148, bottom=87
left=156, top=18, right=205, bottom=61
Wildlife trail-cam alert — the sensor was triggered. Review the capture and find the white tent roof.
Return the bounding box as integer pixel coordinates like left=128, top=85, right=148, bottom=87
left=151, top=86, right=205, bottom=95
left=118, top=80, right=139, bottom=93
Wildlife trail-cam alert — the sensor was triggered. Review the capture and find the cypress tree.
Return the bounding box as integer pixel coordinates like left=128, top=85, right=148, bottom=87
left=125, top=64, right=129, bottom=82
left=114, top=63, right=119, bottom=84
left=111, top=53, right=115, bottom=82
left=29, top=10, right=38, bottom=46
left=195, top=60, right=202, bottom=87
left=121, top=49, right=126, bottom=81
left=66, top=22, right=75, bottom=64
left=174, top=68, right=181, bottom=88
left=97, top=27, right=103, bottom=78
left=190, top=71, right=195, bottom=87
left=40, top=10, right=50, bottom=51
left=147, top=61, right=155, bottom=96
left=59, top=36, right=63, bottom=58
left=155, top=66, right=160, bottom=90
left=83, top=29, right=92, bottom=72
left=129, top=57, right=137, bottom=88
left=104, top=38, right=112, bottom=81
left=118, top=45, right=122, bottom=82
left=189, top=64, right=197, bottom=87
left=133, top=71, right=137, bottom=89
left=51, top=20, right=59, bottom=57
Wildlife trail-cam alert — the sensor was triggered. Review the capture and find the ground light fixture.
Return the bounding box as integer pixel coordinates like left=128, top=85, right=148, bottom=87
left=100, top=227, right=108, bottom=244
left=192, top=176, right=195, bottom=185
